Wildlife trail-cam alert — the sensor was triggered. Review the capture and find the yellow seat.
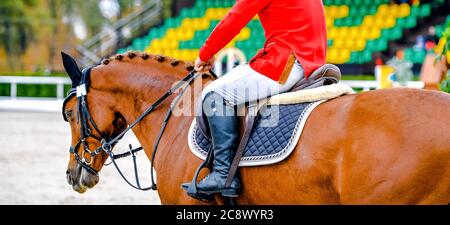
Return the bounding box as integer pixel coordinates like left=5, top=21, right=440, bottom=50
left=197, top=18, right=210, bottom=30
left=332, top=38, right=345, bottom=48
left=326, top=6, right=338, bottom=18
left=347, top=28, right=359, bottom=39
left=378, top=4, right=390, bottom=17
left=205, top=8, right=228, bottom=20
left=363, top=16, right=376, bottom=27
left=328, top=28, right=338, bottom=39
left=345, top=40, right=357, bottom=49
left=337, top=27, right=350, bottom=39
left=398, top=3, right=411, bottom=18
left=181, top=18, right=193, bottom=28
left=367, top=29, right=381, bottom=39
left=389, top=4, right=400, bottom=15
left=236, top=27, right=250, bottom=40
left=355, top=38, right=366, bottom=50
left=326, top=18, right=334, bottom=29
left=151, top=39, right=163, bottom=49
left=166, top=29, right=177, bottom=39
left=169, top=41, right=179, bottom=50
left=338, top=5, right=349, bottom=18
left=384, top=16, right=396, bottom=28
left=359, top=27, right=370, bottom=39
left=374, top=17, right=385, bottom=28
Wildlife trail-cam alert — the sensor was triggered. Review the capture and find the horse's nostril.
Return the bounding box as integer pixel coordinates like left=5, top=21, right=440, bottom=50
left=66, top=170, right=73, bottom=185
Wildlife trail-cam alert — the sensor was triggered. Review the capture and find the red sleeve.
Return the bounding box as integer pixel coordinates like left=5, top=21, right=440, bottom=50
left=199, top=0, right=272, bottom=61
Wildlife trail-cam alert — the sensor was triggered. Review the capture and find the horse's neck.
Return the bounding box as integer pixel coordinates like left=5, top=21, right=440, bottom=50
left=99, top=63, right=209, bottom=164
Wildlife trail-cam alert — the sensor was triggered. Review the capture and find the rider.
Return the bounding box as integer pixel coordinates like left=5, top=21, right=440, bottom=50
left=182, top=0, right=327, bottom=199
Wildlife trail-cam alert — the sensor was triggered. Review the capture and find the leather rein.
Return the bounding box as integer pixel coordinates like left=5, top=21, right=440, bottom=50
left=63, top=67, right=202, bottom=191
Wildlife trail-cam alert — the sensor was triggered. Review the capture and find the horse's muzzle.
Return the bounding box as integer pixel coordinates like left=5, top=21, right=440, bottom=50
left=66, top=164, right=96, bottom=193
left=80, top=168, right=99, bottom=189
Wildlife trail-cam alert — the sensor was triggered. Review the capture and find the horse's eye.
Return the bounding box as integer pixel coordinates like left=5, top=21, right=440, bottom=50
left=65, top=110, right=73, bottom=119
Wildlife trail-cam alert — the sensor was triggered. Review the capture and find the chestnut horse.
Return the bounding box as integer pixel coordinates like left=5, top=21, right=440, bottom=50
left=63, top=52, right=450, bottom=204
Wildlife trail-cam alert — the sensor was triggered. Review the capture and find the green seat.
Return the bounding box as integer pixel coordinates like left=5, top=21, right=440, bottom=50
left=363, top=50, right=372, bottom=63
left=190, top=7, right=205, bottom=17
left=377, top=39, right=388, bottom=51
left=328, top=39, right=334, bottom=47
left=435, top=25, right=443, bottom=38
left=405, top=16, right=417, bottom=29
left=419, top=4, right=431, bottom=18
left=392, top=27, right=403, bottom=40
left=349, top=52, right=361, bottom=64
left=178, top=41, right=188, bottom=49
left=334, top=0, right=343, bottom=5
left=342, top=18, right=353, bottom=26
left=223, top=0, right=233, bottom=7
left=366, top=40, right=377, bottom=52
left=410, top=6, right=420, bottom=18
left=343, top=0, right=352, bottom=6
left=195, top=1, right=206, bottom=9
left=413, top=50, right=426, bottom=63
left=396, top=17, right=406, bottom=28
left=358, top=6, right=369, bottom=16
left=373, top=0, right=384, bottom=6
left=381, top=29, right=392, bottom=40
left=353, top=0, right=364, bottom=6
left=334, top=19, right=344, bottom=27
left=362, top=0, right=373, bottom=6
left=403, top=48, right=412, bottom=61
left=368, top=5, right=377, bottom=15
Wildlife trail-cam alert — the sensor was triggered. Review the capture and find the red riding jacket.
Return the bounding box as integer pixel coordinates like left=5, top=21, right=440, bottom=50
left=199, top=0, right=327, bottom=83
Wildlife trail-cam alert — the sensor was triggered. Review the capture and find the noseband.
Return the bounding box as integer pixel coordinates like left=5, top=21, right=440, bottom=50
left=63, top=67, right=204, bottom=190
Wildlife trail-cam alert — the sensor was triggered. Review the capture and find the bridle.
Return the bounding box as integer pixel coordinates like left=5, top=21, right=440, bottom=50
left=63, top=67, right=206, bottom=191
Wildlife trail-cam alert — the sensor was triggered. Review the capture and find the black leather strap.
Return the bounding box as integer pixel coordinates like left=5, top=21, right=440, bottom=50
left=225, top=104, right=258, bottom=188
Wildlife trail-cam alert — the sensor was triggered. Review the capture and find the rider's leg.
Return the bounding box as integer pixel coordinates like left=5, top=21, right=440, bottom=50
left=182, top=62, right=304, bottom=199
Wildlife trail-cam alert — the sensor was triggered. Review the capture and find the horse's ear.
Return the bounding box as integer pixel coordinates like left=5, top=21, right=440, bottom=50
left=61, top=51, right=82, bottom=87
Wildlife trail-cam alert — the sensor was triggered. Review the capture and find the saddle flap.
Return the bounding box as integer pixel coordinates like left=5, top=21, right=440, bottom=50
left=195, top=95, right=269, bottom=141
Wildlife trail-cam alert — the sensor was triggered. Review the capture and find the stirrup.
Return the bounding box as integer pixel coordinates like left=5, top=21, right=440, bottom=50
left=182, top=146, right=215, bottom=201
left=182, top=161, right=215, bottom=201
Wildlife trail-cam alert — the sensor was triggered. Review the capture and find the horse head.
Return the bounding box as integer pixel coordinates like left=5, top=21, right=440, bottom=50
left=61, top=52, right=127, bottom=193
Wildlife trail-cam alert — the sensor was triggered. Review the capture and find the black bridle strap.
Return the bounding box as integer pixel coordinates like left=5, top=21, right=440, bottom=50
left=104, top=72, right=201, bottom=191
left=149, top=72, right=201, bottom=189
left=112, top=146, right=143, bottom=159
left=99, top=70, right=197, bottom=151
left=67, top=68, right=212, bottom=191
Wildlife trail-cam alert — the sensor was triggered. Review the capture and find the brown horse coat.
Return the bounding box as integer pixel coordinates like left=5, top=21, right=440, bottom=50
left=64, top=53, right=450, bottom=204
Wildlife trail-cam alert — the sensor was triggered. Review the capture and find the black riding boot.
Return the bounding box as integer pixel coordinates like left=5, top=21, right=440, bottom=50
left=182, top=92, right=241, bottom=199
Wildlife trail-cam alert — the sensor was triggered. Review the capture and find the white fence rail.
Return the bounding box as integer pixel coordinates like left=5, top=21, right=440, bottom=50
left=0, top=76, right=71, bottom=100
left=0, top=76, right=424, bottom=112
left=341, top=80, right=425, bottom=91
left=0, top=76, right=71, bottom=112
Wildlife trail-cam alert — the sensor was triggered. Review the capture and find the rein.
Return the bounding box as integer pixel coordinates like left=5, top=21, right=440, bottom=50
left=64, top=68, right=202, bottom=191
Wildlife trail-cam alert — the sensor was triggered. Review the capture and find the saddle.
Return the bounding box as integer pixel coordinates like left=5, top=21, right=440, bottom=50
left=195, top=64, right=342, bottom=139
left=192, top=64, right=344, bottom=187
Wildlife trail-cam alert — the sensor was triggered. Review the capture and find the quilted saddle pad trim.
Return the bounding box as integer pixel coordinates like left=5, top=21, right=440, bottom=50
left=187, top=100, right=326, bottom=167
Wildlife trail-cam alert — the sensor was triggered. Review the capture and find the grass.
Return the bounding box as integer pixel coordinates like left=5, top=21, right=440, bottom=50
left=341, top=75, right=375, bottom=80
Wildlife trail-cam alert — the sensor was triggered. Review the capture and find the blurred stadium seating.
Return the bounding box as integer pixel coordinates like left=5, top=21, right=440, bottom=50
left=117, top=0, right=445, bottom=65
left=404, top=14, right=450, bottom=64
